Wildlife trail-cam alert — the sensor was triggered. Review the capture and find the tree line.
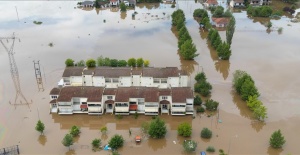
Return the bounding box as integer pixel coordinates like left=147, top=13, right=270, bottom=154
left=233, top=70, right=267, bottom=121
left=171, top=9, right=199, bottom=60
left=65, top=56, right=150, bottom=68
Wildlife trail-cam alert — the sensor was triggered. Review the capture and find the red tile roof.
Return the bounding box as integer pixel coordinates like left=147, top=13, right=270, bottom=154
left=160, top=100, right=170, bottom=104
left=142, top=67, right=181, bottom=78
left=171, top=87, right=193, bottom=103
left=206, top=0, right=218, bottom=4
left=50, top=88, right=60, bottom=95
left=105, top=100, right=115, bottom=104
left=103, top=88, right=117, bottom=95
left=94, top=67, right=131, bottom=77
left=57, top=86, right=104, bottom=102
left=62, top=67, right=84, bottom=77
left=212, top=18, right=229, bottom=25
left=50, top=99, right=57, bottom=104
left=159, top=89, right=171, bottom=96
left=115, top=87, right=159, bottom=102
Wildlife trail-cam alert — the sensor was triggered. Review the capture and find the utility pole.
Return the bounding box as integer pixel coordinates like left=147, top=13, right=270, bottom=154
left=33, top=60, right=44, bottom=91
left=0, top=33, right=32, bottom=108
left=15, top=6, right=20, bottom=22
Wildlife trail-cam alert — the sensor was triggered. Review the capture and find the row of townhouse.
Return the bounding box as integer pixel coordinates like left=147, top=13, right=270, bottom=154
left=59, top=67, right=189, bottom=89
left=204, top=0, right=271, bottom=8
left=49, top=86, right=194, bottom=116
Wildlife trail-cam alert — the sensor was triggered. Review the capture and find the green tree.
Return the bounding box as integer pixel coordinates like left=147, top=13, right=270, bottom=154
left=204, top=99, right=219, bottom=111
left=180, top=39, right=199, bottom=60
left=104, top=57, right=111, bottom=66
left=65, top=58, right=74, bottom=67
left=62, top=134, right=74, bottom=150
left=91, top=138, right=101, bottom=148
left=144, top=60, right=150, bottom=67
left=120, top=2, right=127, bottom=12
left=108, top=134, right=124, bottom=150
left=267, top=21, right=272, bottom=29
left=219, top=149, right=228, bottom=155
left=201, top=127, right=212, bottom=139
left=194, top=81, right=212, bottom=97
left=117, top=60, right=127, bottom=67
left=206, top=146, right=216, bottom=152
left=127, top=58, right=136, bottom=67
left=86, top=59, right=96, bottom=68
left=136, top=58, right=144, bottom=67
left=178, top=31, right=191, bottom=49
left=100, top=126, right=108, bottom=134
left=110, top=59, right=118, bottom=67
left=76, top=60, right=85, bottom=67
left=70, top=125, right=80, bottom=137
left=194, top=95, right=202, bottom=105
left=35, top=120, right=45, bottom=135
left=177, top=122, right=192, bottom=137
left=217, top=42, right=231, bottom=60
left=176, top=18, right=185, bottom=31
left=197, top=106, right=205, bottom=113
left=193, top=9, right=208, bottom=17
left=240, top=78, right=260, bottom=101
left=246, top=95, right=262, bottom=111
left=226, top=16, right=236, bottom=46
left=253, top=105, right=267, bottom=121
left=213, top=6, right=224, bottom=17
left=194, top=72, right=207, bottom=83
left=269, top=130, right=286, bottom=148
left=148, top=117, right=167, bottom=138
left=233, top=70, right=249, bottom=93
left=183, top=140, right=197, bottom=152
left=97, top=56, right=105, bottom=66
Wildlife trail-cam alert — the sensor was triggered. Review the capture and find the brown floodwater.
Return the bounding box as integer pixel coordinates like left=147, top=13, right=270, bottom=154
left=0, top=1, right=300, bottom=154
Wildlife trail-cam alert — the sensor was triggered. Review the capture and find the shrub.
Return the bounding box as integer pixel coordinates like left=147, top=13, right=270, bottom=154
left=62, top=134, right=74, bottom=150
left=180, top=39, right=199, bottom=60
left=108, top=134, right=124, bottom=150
left=205, top=99, right=219, bottom=111
left=246, top=95, right=262, bottom=111
left=35, top=120, right=45, bottom=135
left=177, top=122, right=192, bottom=137
left=194, top=95, right=202, bottom=105
left=91, top=138, right=101, bottom=148
left=134, top=111, right=139, bottom=119
left=196, top=107, right=205, bottom=113
left=194, top=81, right=212, bottom=97
left=148, top=117, right=167, bottom=138
left=65, top=58, right=74, bottom=67
left=253, top=104, right=267, bottom=121
left=86, top=59, right=96, bottom=67
left=171, top=3, right=175, bottom=8
left=201, top=128, right=212, bottom=139
left=269, top=130, right=286, bottom=148
left=206, top=146, right=215, bottom=152
left=183, top=140, right=197, bottom=152
left=193, top=9, right=208, bottom=18
left=70, top=125, right=80, bottom=137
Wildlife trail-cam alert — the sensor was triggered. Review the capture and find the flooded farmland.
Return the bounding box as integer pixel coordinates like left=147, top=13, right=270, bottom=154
left=0, top=1, right=300, bottom=155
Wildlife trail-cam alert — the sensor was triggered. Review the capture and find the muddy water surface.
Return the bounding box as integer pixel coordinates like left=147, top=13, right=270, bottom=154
left=0, top=1, right=300, bottom=155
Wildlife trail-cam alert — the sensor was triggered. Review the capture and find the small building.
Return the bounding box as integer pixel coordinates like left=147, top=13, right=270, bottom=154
left=110, top=0, right=119, bottom=6
left=80, top=1, right=95, bottom=7
left=212, top=17, right=229, bottom=28
left=49, top=88, right=60, bottom=113
left=229, top=0, right=244, bottom=7
left=204, top=0, right=218, bottom=7
left=171, top=87, right=194, bottom=115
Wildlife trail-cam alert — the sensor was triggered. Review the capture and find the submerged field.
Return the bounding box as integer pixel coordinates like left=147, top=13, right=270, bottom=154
left=0, top=1, right=300, bottom=154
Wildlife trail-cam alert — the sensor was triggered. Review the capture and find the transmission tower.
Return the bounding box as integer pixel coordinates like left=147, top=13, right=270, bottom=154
left=0, top=33, right=32, bottom=107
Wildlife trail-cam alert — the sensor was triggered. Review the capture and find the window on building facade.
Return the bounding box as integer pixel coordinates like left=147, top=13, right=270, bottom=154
left=161, top=79, right=167, bottom=83
left=107, top=96, right=113, bottom=100
left=105, top=78, right=111, bottom=83
left=162, top=96, right=168, bottom=100
left=112, top=78, right=119, bottom=83
left=154, top=78, right=160, bottom=83
left=52, top=96, right=57, bottom=99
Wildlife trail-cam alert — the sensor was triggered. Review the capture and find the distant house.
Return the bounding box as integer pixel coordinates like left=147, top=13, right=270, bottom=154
left=229, top=0, right=244, bottom=7
left=204, top=0, right=218, bottom=7
left=212, top=17, right=229, bottom=28
left=249, top=0, right=271, bottom=5
left=80, top=1, right=95, bottom=7
left=110, top=0, right=119, bottom=6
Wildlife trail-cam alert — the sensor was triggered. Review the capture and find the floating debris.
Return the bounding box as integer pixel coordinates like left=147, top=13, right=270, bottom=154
left=33, top=21, right=42, bottom=25
left=48, top=42, right=53, bottom=47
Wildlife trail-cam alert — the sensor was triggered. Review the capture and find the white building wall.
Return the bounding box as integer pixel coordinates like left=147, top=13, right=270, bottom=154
left=132, top=75, right=141, bottom=86
left=93, top=76, right=105, bottom=87
left=168, top=77, right=180, bottom=87
left=70, top=76, right=83, bottom=86
left=58, top=101, right=73, bottom=114
left=180, top=75, right=188, bottom=87
left=87, top=101, right=102, bottom=113
left=63, top=77, right=71, bottom=85
left=83, top=75, right=93, bottom=86
left=145, top=102, right=159, bottom=112
left=119, top=76, right=131, bottom=87
left=141, top=77, right=153, bottom=87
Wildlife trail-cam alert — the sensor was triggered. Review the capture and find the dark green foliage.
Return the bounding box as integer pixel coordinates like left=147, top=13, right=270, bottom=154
left=97, top=56, right=105, bottom=66
left=193, top=9, right=208, bottom=17
left=76, top=60, right=85, bottom=67
left=110, top=59, right=118, bottom=67
left=92, top=138, right=101, bottom=148
left=204, top=99, right=219, bottom=111
left=117, top=60, right=127, bottom=67
left=148, top=117, right=167, bottom=138
left=108, top=134, right=124, bottom=150
left=269, top=130, right=286, bottom=148
left=177, top=122, right=192, bottom=137
left=35, top=120, right=45, bottom=135
left=267, top=21, right=272, bottom=29
left=127, top=58, right=136, bottom=67
left=178, top=27, right=191, bottom=49
left=180, top=39, right=199, bottom=60
left=195, top=72, right=207, bottom=82
left=196, top=106, right=205, bottom=113
left=201, top=127, right=212, bottom=139
left=62, top=134, right=74, bottom=150
left=217, top=42, right=231, bottom=60
left=247, top=6, right=273, bottom=17
left=171, top=9, right=185, bottom=26
left=86, top=59, right=96, bottom=67
left=65, top=58, right=74, bottom=67
left=226, top=16, right=235, bottom=46
left=120, top=2, right=127, bottom=12
left=213, top=6, right=225, bottom=17
left=219, top=149, right=228, bottom=155
left=70, top=125, right=80, bottom=137
left=194, top=95, right=202, bottom=105
left=183, top=140, right=197, bottom=152
left=240, top=78, right=260, bottom=101
left=176, top=18, right=185, bottom=31
left=223, top=9, right=232, bottom=17
left=194, top=81, right=212, bottom=97
left=253, top=104, right=267, bottom=121
left=136, top=58, right=144, bottom=67
left=206, top=146, right=215, bottom=152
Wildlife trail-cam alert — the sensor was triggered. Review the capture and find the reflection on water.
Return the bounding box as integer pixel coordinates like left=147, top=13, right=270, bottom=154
left=121, top=12, right=127, bottom=20
left=38, top=135, right=47, bottom=146
left=250, top=120, right=266, bottom=133
left=231, top=90, right=253, bottom=119
left=215, top=60, right=230, bottom=80
left=267, top=146, right=283, bottom=155
left=65, top=149, right=76, bottom=155
left=147, top=137, right=167, bottom=151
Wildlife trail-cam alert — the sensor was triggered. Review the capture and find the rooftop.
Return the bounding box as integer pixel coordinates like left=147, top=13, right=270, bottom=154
left=115, top=87, right=159, bottom=102
left=50, top=88, right=61, bottom=95
left=205, top=0, right=218, bottom=5
left=171, top=87, right=193, bottom=103
left=57, top=86, right=104, bottom=102
left=212, top=18, right=229, bottom=24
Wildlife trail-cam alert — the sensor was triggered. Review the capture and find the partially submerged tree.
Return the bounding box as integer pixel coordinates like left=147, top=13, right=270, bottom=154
left=35, top=120, right=45, bottom=135
left=201, top=127, right=212, bottom=139
left=136, top=58, right=144, bottom=67
left=108, top=134, right=124, bottom=150
left=177, top=122, right=192, bottom=137
left=194, top=95, right=202, bottom=105
left=62, top=134, right=74, bottom=150
left=100, top=126, right=108, bottom=134
left=91, top=138, right=101, bottom=148
left=70, top=125, right=81, bottom=137
left=183, top=140, right=197, bottom=152
left=148, top=117, right=167, bottom=138
left=204, top=99, right=219, bottom=111
left=120, top=2, right=127, bottom=12
left=269, top=130, right=286, bottom=148
left=144, top=60, right=150, bottom=67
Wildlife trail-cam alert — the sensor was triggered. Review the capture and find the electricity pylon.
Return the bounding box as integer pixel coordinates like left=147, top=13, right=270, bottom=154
left=0, top=33, right=31, bottom=107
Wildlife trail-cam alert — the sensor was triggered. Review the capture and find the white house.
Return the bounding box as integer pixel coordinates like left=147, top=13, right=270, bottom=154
left=171, top=87, right=194, bottom=115
left=49, top=88, right=60, bottom=113
left=103, top=88, right=117, bottom=113
left=229, top=0, right=245, bottom=7
left=204, top=0, right=218, bottom=7
left=159, top=89, right=172, bottom=115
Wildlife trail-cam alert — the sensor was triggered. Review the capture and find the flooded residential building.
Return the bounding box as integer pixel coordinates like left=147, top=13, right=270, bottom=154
left=229, top=0, right=244, bottom=7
